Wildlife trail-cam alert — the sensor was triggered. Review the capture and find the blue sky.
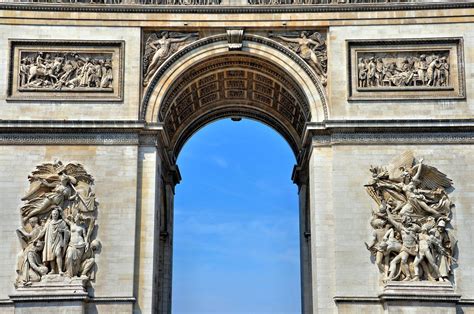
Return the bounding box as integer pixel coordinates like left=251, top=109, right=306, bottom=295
left=172, top=118, right=301, bottom=314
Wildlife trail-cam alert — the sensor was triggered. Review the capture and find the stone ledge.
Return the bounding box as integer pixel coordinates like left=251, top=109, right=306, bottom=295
left=9, top=275, right=89, bottom=303
left=379, top=281, right=461, bottom=302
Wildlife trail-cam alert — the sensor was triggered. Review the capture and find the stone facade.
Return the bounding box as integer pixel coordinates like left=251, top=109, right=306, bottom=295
left=0, top=1, right=473, bottom=313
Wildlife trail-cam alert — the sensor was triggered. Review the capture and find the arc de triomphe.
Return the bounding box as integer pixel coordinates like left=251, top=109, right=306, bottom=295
left=0, top=1, right=473, bottom=313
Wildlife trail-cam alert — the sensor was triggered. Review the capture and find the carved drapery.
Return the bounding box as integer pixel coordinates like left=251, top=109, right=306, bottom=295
left=365, top=151, right=456, bottom=283
left=15, top=161, right=100, bottom=288
left=270, top=30, right=327, bottom=85
left=8, top=40, right=124, bottom=101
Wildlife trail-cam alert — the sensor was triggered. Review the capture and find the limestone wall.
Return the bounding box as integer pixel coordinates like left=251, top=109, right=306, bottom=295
left=0, top=25, right=141, bottom=120
left=309, top=142, right=474, bottom=313
left=328, top=23, right=474, bottom=120
left=0, top=144, right=140, bottom=312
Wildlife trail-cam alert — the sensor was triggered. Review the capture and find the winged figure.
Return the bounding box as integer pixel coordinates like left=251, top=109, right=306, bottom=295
left=20, top=161, right=96, bottom=223
left=15, top=161, right=100, bottom=285
left=272, top=31, right=327, bottom=84
left=365, top=151, right=456, bottom=283
left=143, top=31, right=197, bottom=86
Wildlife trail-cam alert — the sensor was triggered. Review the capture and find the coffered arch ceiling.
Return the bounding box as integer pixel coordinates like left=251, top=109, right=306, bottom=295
left=158, top=53, right=311, bottom=158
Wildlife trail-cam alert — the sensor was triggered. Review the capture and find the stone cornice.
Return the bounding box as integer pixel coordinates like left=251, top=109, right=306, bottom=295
left=0, top=1, right=472, bottom=14
left=305, top=119, right=474, bottom=147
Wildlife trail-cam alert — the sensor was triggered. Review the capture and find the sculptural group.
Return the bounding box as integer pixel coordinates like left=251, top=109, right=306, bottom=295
left=357, top=53, right=450, bottom=88
left=365, top=151, right=456, bottom=283
left=15, top=161, right=100, bottom=287
left=19, top=51, right=113, bottom=90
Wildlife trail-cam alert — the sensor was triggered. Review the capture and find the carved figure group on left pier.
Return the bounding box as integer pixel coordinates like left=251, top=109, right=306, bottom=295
left=15, top=161, right=100, bottom=288
left=365, top=151, right=456, bottom=283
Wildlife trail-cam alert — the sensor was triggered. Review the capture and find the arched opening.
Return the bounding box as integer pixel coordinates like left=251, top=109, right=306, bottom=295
left=144, top=41, right=319, bottom=313
left=173, top=118, right=300, bottom=313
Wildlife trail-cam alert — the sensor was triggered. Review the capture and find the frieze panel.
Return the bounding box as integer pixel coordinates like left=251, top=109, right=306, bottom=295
left=348, top=38, right=465, bottom=100
left=8, top=40, right=124, bottom=101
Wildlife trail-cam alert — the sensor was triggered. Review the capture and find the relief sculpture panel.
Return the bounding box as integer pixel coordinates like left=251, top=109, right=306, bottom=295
left=142, top=31, right=198, bottom=86
left=270, top=30, right=327, bottom=86
left=8, top=40, right=124, bottom=101
left=348, top=38, right=464, bottom=100
left=15, top=161, right=100, bottom=289
left=365, top=151, right=456, bottom=283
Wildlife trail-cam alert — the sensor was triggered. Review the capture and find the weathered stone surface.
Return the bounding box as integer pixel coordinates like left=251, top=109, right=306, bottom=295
left=0, top=2, right=473, bottom=313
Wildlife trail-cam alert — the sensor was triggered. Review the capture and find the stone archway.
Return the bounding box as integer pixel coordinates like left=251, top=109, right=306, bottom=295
left=142, top=33, right=326, bottom=313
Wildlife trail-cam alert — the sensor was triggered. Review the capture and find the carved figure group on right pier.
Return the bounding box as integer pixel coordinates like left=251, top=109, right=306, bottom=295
left=365, top=151, right=456, bottom=283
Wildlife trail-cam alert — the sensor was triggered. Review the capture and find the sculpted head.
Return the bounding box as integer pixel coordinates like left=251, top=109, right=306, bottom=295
left=371, top=218, right=386, bottom=229
left=90, top=239, right=101, bottom=252
left=402, top=215, right=412, bottom=227
left=34, top=240, right=44, bottom=251
left=300, top=31, right=308, bottom=38
left=51, top=208, right=60, bottom=220
left=162, top=31, right=169, bottom=39
left=28, top=217, right=39, bottom=228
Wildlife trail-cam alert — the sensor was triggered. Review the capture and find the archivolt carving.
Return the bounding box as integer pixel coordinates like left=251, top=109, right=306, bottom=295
left=158, top=54, right=311, bottom=154
left=365, top=151, right=456, bottom=283
left=15, top=161, right=100, bottom=287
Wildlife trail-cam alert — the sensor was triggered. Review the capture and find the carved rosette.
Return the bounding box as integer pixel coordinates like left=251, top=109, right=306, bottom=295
left=365, top=151, right=456, bottom=283
left=142, top=31, right=199, bottom=86
left=269, top=30, right=327, bottom=85
left=15, top=161, right=100, bottom=288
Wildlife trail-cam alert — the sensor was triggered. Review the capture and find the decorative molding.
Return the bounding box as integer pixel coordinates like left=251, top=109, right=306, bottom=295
left=174, top=107, right=300, bottom=157
left=312, top=132, right=474, bottom=147
left=226, top=29, right=244, bottom=50
left=333, top=296, right=381, bottom=303
left=7, top=40, right=124, bottom=102
left=141, top=33, right=328, bottom=121
left=0, top=133, right=139, bottom=145
left=158, top=54, right=310, bottom=150
left=347, top=38, right=465, bottom=100
left=379, top=282, right=461, bottom=302
left=0, top=1, right=472, bottom=14
left=88, top=296, right=136, bottom=303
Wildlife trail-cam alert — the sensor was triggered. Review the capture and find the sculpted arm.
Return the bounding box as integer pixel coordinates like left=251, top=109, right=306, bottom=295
left=386, top=211, right=402, bottom=232
left=170, top=34, right=192, bottom=43
left=277, top=35, right=300, bottom=43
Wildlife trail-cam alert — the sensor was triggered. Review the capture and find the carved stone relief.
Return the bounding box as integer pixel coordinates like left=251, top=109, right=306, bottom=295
left=15, top=161, right=100, bottom=288
left=270, top=30, right=327, bottom=85
left=365, top=151, right=456, bottom=283
left=8, top=40, right=124, bottom=101
left=158, top=54, right=310, bottom=150
left=143, top=31, right=198, bottom=86
left=348, top=38, right=465, bottom=100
